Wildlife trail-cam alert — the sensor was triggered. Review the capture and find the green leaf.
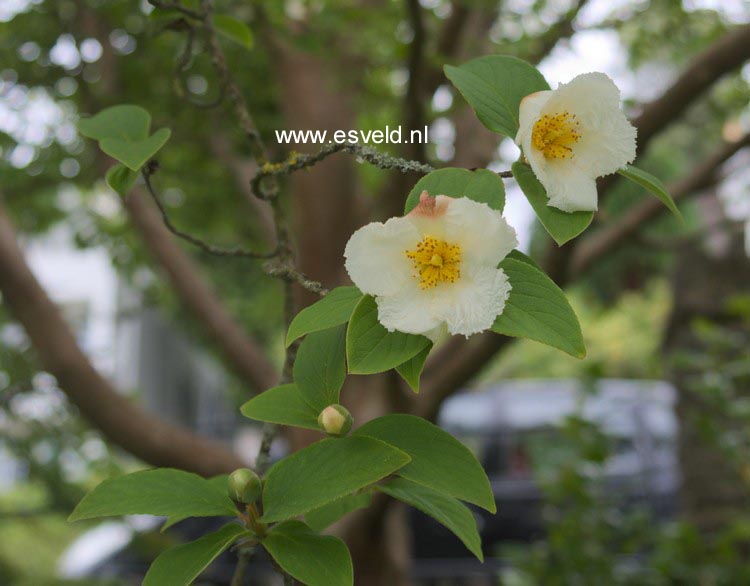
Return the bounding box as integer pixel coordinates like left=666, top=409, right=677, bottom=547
left=69, top=468, right=236, bottom=522
left=305, top=491, right=373, bottom=532
left=404, top=168, right=505, bottom=214
left=618, top=164, right=683, bottom=221
left=293, top=325, right=347, bottom=412
left=77, top=105, right=150, bottom=141
left=378, top=478, right=483, bottom=561
left=444, top=56, right=549, bottom=138
left=105, top=163, right=138, bottom=196
left=492, top=251, right=585, bottom=358
left=261, top=437, right=410, bottom=523
left=395, top=343, right=432, bottom=394
left=213, top=14, right=254, bottom=49
left=144, top=523, right=248, bottom=586
left=346, top=296, right=430, bottom=375
left=263, top=521, right=353, bottom=586
left=354, top=414, right=495, bottom=513
left=240, top=384, right=320, bottom=431
left=287, top=286, right=363, bottom=347
left=162, top=474, right=229, bottom=532
left=512, top=162, right=593, bottom=245
left=100, top=127, right=172, bottom=171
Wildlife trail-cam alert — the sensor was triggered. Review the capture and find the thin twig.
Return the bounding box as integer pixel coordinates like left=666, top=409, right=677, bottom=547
left=147, top=0, right=204, bottom=21
left=141, top=165, right=278, bottom=259
left=251, top=142, right=512, bottom=197
left=230, top=548, right=251, bottom=586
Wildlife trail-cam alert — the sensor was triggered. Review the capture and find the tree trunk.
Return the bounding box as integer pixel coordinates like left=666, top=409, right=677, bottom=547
left=663, top=225, right=750, bottom=532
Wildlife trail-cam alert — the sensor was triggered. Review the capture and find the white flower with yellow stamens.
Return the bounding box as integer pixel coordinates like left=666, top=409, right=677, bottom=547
left=344, top=192, right=518, bottom=339
left=515, top=72, right=637, bottom=213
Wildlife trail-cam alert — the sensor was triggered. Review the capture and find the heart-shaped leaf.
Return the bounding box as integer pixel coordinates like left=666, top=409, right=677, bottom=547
left=78, top=105, right=150, bottom=141
left=100, top=127, right=171, bottom=171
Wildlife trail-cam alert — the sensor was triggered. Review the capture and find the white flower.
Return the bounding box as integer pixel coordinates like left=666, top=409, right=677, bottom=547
left=344, top=192, right=518, bottom=339
left=515, top=72, right=637, bottom=213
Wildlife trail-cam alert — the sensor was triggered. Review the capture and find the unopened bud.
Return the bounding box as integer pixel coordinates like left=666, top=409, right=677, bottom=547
left=318, top=404, right=353, bottom=437
left=227, top=468, right=262, bottom=504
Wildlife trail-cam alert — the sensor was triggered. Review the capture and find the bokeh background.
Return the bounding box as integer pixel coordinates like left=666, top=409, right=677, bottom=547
left=0, top=0, right=749, bottom=584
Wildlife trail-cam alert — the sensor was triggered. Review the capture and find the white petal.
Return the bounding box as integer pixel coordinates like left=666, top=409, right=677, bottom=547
left=344, top=217, right=419, bottom=296
left=443, top=197, right=518, bottom=267
left=375, top=281, right=441, bottom=336
left=544, top=163, right=599, bottom=212
left=431, top=265, right=511, bottom=337
left=544, top=72, right=636, bottom=177
left=515, top=90, right=553, bottom=147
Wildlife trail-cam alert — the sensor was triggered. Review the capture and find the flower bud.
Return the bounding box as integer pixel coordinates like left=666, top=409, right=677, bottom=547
left=227, top=468, right=262, bottom=504
left=318, top=404, right=353, bottom=437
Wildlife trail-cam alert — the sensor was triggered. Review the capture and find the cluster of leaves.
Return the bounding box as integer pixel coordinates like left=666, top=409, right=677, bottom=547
left=68, top=53, right=680, bottom=586
left=502, top=386, right=750, bottom=586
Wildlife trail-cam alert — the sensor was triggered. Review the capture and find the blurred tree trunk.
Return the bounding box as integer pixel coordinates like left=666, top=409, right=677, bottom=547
left=664, top=215, right=750, bottom=532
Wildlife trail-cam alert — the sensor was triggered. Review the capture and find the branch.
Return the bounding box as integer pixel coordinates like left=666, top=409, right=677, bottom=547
left=0, top=201, right=243, bottom=477
left=404, top=0, right=427, bottom=163
left=632, top=23, right=750, bottom=154
left=123, top=189, right=279, bottom=392
left=523, top=0, right=590, bottom=64
left=418, top=23, right=750, bottom=417
left=570, top=134, right=750, bottom=277
left=141, top=164, right=278, bottom=259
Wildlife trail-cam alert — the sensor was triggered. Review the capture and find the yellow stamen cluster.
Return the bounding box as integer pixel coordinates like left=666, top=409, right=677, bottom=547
left=531, top=111, right=580, bottom=159
left=405, top=236, right=461, bottom=289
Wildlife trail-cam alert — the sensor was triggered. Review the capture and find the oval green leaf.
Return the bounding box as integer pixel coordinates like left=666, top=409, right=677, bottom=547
left=143, top=523, right=248, bottom=586
left=404, top=168, right=506, bottom=213
left=240, top=384, right=320, bottom=431
left=378, top=478, right=483, bottom=562
left=293, top=325, right=347, bottom=412
left=305, top=491, right=373, bottom=532
left=263, top=521, right=353, bottom=586
left=492, top=250, right=585, bottom=358
left=105, top=163, right=138, bottom=196
left=618, top=164, right=683, bottom=221
left=346, top=296, right=430, bottom=375
left=512, top=162, right=593, bottom=245
left=69, top=468, right=236, bottom=522
left=213, top=14, right=254, bottom=49
left=261, top=437, right=410, bottom=523
left=286, top=286, right=363, bottom=347
left=395, top=343, right=432, bottom=394
left=354, top=414, right=495, bottom=513
left=444, top=56, right=549, bottom=138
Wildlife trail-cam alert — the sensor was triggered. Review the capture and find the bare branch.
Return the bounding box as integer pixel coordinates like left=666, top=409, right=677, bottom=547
left=571, top=134, right=750, bottom=277
left=0, top=201, right=244, bottom=477
left=141, top=164, right=278, bottom=260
